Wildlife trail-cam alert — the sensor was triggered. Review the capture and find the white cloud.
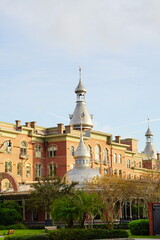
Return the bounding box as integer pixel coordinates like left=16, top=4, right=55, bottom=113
left=1, top=0, right=160, bottom=55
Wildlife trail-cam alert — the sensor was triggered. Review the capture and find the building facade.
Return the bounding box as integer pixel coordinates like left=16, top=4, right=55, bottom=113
left=0, top=70, right=160, bottom=190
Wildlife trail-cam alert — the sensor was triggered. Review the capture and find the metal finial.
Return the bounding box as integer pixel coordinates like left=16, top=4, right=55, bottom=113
left=79, top=66, right=82, bottom=81
left=147, top=116, right=150, bottom=127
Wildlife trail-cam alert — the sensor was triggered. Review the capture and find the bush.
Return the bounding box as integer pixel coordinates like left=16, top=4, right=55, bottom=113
left=0, top=223, right=26, bottom=230
left=0, top=208, right=22, bottom=225
left=27, top=225, right=45, bottom=229
left=4, top=233, right=50, bottom=240
left=49, top=229, right=129, bottom=240
left=129, top=219, right=149, bottom=235
left=114, top=223, right=129, bottom=229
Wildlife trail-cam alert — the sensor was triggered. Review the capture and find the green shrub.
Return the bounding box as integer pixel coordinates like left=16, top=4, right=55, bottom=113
left=49, top=229, right=129, bottom=240
left=4, top=233, right=50, bottom=240
left=129, top=219, right=149, bottom=235
left=93, top=224, right=110, bottom=229
left=27, top=225, right=45, bottom=229
left=0, top=208, right=22, bottom=225
left=0, top=223, right=26, bottom=230
left=0, top=225, right=5, bottom=230
left=114, top=223, right=129, bottom=229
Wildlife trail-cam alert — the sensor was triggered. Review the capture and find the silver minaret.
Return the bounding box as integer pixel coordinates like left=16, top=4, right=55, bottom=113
left=69, top=68, right=93, bottom=130
left=142, top=119, right=157, bottom=159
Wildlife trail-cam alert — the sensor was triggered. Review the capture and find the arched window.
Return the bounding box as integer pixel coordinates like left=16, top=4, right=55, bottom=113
left=114, top=153, right=117, bottom=163
left=114, top=169, right=117, bottom=175
left=5, top=161, right=12, bottom=173
left=104, top=168, right=108, bottom=175
left=119, top=169, right=122, bottom=177
left=87, top=145, right=92, bottom=157
left=103, top=149, right=109, bottom=164
left=139, top=162, right=141, bottom=168
left=127, top=174, right=131, bottom=179
left=126, top=159, right=131, bottom=168
left=36, top=163, right=42, bottom=177
left=20, top=141, right=27, bottom=156
left=48, top=146, right=57, bottom=158
left=70, top=146, right=74, bottom=156
left=35, top=145, right=42, bottom=158
left=118, top=154, right=122, bottom=164
left=4, top=140, right=12, bottom=154
left=133, top=161, right=136, bottom=167
left=95, top=145, right=100, bottom=163
left=17, top=163, right=22, bottom=176
left=26, top=164, right=31, bottom=177
left=48, top=163, right=56, bottom=177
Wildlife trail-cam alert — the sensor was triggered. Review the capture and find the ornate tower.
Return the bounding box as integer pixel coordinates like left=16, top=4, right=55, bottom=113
left=64, top=122, right=101, bottom=185
left=143, top=120, right=157, bottom=159
left=69, top=68, right=93, bottom=130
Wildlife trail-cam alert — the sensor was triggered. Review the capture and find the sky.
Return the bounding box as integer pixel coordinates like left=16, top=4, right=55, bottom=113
left=1, top=0, right=160, bottom=152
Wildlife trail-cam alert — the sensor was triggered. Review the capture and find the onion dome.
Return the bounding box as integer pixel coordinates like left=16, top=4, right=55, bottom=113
left=64, top=130, right=101, bottom=185
left=143, top=142, right=157, bottom=159
left=74, top=133, right=90, bottom=160
left=145, top=127, right=154, bottom=137
left=69, top=68, right=93, bottom=130
left=75, top=79, right=86, bottom=93
left=143, top=125, right=157, bottom=159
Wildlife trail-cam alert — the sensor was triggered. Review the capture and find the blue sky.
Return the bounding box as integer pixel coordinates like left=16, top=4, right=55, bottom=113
left=1, top=0, right=160, bottom=152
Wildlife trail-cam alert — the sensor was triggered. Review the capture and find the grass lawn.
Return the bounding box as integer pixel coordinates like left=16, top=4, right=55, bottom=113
left=127, top=230, right=160, bottom=239
left=0, top=229, right=160, bottom=239
left=0, top=229, right=46, bottom=239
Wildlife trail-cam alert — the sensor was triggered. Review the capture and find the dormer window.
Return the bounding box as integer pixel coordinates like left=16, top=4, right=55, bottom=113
left=48, top=146, right=57, bottom=158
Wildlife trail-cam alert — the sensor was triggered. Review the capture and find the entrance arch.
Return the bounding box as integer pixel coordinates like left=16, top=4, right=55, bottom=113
left=0, top=172, right=19, bottom=192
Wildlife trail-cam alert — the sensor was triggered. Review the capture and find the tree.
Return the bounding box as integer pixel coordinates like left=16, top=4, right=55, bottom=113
left=51, top=190, right=104, bottom=228
left=51, top=195, right=78, bottom=228
left=0, top=200, right=23, bottom=225
left=27, top=177, right=76, bottom=215
left=86, top=174, right=160, bottom=227
left=74, top=190, right=104, bottom=227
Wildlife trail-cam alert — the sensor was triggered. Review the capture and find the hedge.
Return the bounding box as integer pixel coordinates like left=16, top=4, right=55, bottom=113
left=4, top=233, right=50, bottom=240
left=0, top=224, right=26, bottom=230
left=129, top=219, right=149, bottom=235
left=49, top=229, right=129, bottom=240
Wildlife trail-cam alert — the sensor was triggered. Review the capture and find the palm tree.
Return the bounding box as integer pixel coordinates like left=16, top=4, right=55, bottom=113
left=51, top=195, right=78, bottom=228
left=75, top=190, right=104, bottom=227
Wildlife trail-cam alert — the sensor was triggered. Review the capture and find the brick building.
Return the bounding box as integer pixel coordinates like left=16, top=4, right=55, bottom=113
left=0, top=71, right=160, bottom=224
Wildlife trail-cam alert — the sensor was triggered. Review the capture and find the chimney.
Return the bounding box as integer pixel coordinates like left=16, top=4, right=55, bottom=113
left=30, top=121, right=36, bottom=129
left=57, top=123, right=64, bottom=134
left=15, top=120, right=21, bottom=129
left=25, top=122, right=30, bottom=127
left=115, top=136, right=121, bottom=143
left=157, top=152, right=160, bottom=160
left=65, top=125, right=73, bottom=133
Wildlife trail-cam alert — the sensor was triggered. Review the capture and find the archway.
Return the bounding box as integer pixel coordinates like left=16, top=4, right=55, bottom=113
left=0, top=172, right=19, bottom=192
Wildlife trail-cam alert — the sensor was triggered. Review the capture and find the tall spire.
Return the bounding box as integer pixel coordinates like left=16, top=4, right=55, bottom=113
left=143, top=117, right=157, bottom=159
left=69, top=68, right=93, bottom=130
